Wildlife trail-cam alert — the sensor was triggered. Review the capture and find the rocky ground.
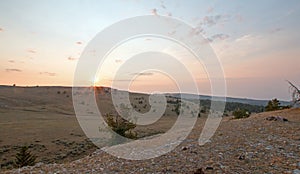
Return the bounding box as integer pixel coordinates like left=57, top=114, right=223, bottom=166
left=4, top=108, right=300, bottom=174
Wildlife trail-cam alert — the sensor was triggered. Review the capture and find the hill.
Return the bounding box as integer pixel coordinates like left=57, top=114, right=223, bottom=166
left=0, top=86, right=298, bottom=173
left=5, top=108, right=300, bottom=173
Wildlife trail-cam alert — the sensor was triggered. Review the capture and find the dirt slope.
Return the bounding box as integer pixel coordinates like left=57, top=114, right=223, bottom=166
left=4, top=108, right=300, bottom=173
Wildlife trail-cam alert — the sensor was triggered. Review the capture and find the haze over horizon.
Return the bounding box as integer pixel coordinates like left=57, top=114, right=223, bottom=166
left=0, top=0, right=300, bottom=101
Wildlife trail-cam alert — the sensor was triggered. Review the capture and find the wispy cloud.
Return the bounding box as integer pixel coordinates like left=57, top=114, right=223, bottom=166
left=6, top=68, right=22, bottom=72
left=8, top=60, right=15, bottom=63
left=109, top=79, right=138, bottom=82
left=27, top=49, right=37, bottom=54
left=270, top=27, right=283, bottom=34
left=202, top=15, right=219, bottom=26
left=159, top=0, right=166, bottom=9
left=0, top=28, right=3, bottom=32
left=208, top=33, right=230, bottom=42
left=76, top=41, right=82, bottom=45
left=189, top=26, right=204, bottom=36
left=39, top=72, right=56, bottom=76
left=158, top=0, right=172, bottom=16
left=68, top=56, right=77, bottom=61
left=213, top=33, right=280, bottom=64
left=115, top=59, right=122, bottom=63
left=235, top=34, right=256, bottom=43
left=132, top=72, right=154, bottom=76
left=201, top=14, right=230, bottom=27
left=188, top=14, right=231, bottom=38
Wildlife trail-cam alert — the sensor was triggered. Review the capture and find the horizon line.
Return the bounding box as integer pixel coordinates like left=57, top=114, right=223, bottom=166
left=0, top=84, right=291, bottom=102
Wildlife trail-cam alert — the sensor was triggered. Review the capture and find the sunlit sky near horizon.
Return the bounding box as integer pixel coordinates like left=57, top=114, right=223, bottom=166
left=0, top=0, right=300, bottom=100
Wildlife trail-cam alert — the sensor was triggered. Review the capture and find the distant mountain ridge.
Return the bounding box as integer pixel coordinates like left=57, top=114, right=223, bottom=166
left=0, top=85, right=291, bottom=107
left=166, top=93, right=291, bottom=106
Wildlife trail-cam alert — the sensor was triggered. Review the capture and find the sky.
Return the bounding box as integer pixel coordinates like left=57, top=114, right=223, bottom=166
left=0, top=0, right=300, bottom=100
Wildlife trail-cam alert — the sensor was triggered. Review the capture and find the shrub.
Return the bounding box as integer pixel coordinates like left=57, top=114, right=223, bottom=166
left=233, top=109, right=250, bottom=119
left=174, top=103, right=180, bottom=116
left=223, top=112, right=229, bottom=117
left=14, top=146, right=36, bottom=168
left=280, top=105, right=291, bottom=109
left=105, top=113, right=137, bottom=139
left=200, top=106, right=207, bottom=113
left=200, top=109, right=206, bottom=114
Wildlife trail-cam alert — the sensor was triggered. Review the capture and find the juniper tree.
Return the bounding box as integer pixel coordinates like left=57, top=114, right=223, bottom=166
left=265, top=98, right=280, bottom=111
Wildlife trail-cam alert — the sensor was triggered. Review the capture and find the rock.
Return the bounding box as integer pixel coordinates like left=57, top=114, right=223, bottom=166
left=165, top=166, right=175, bottom=172
left=246, top=152, right=254, bottom=158
left=293, top=169, right=300, bottom=174
left=190, top=150, right=198, bottom=154
left=194, top=168, right=205, bottom=174
left=238, top=153, right=245, bottom=160
left=266, top=116, right=276, bottom=121
left=219, top=164, right=227, bottom=169
left=181, top=146, right=188, bottom=151
left=218, top=152, right=224, bottom=159
left=266, top=116, right=288, bottom=122
left=205, top=166, right=213, bottom=170
left=265, top=145, right=273, bottom=150
left=35, top=162, right=44, bottom=167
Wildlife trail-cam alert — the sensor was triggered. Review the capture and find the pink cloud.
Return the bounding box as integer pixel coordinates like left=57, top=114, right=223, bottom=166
left=68, top=56, right=77, bottom=61
left=191, top=27, right=204, bottom=36
left=0, top=28, right=3, bottom=32
left=132, top=72, right=154, bottom=76
left=6, top=68, right=22, bottom=72
left=201, top=14, right=231, bottom=27
left=115, top=59, right=122, bottom=63
left=151, top=8, right=158, bottom=16
left=27, top=49, right=37, bottom=54
left=39, top=72, right=56, bottom=76
left=208, top=33, right=230, bottom=42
